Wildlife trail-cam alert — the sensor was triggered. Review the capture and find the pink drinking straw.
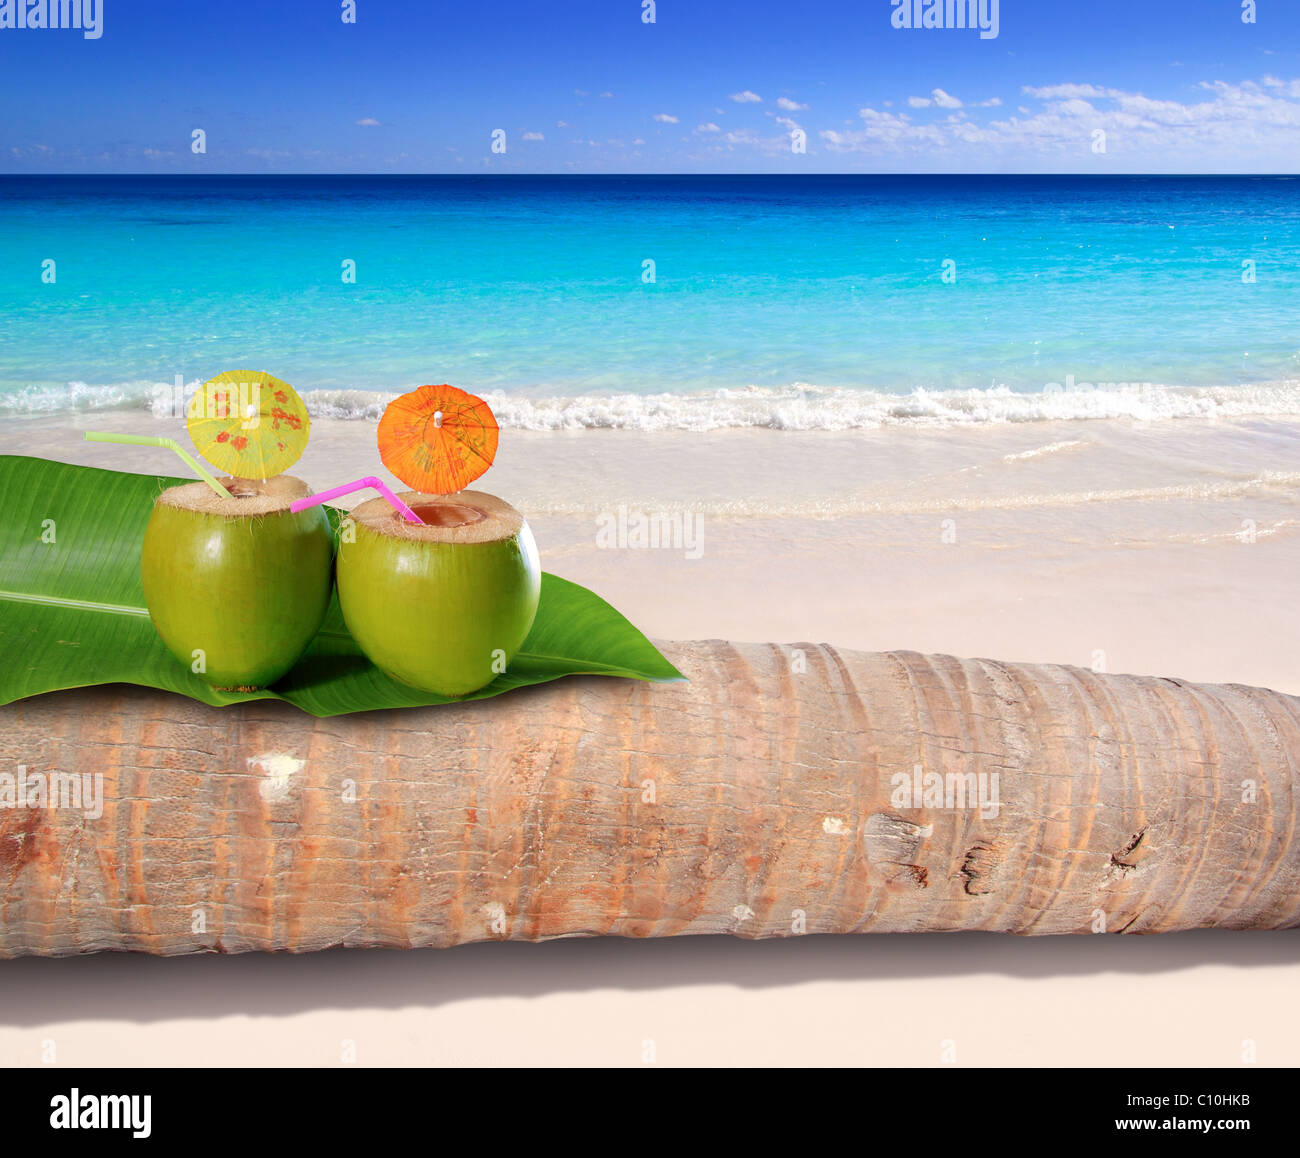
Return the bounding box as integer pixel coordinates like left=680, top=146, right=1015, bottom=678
left=290, top=476, right=424, bottom=524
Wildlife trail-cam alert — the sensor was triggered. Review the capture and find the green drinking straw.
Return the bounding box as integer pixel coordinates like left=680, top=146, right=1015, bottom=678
left=83, top=432, right=230, bottom=498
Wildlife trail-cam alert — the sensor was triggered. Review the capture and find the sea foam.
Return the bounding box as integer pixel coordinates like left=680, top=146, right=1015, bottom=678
left=5, top=379, right=1300, bottom=431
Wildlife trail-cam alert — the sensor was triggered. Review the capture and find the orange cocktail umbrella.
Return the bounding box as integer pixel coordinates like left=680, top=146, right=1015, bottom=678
left=187, top=370, right=311, bottom=479
left=377, top=385, right=498, bottom=494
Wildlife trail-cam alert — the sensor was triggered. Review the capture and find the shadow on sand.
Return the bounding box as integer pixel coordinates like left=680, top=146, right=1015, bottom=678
left=0, top=928, right=1296, bottom=1027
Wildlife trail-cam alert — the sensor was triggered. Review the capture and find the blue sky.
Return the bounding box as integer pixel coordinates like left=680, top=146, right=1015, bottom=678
left=1, top=0, right=1296, bottom=173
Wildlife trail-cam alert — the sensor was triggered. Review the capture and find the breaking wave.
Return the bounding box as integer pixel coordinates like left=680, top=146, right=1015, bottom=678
left=7, top=379, right=1300, bottom=431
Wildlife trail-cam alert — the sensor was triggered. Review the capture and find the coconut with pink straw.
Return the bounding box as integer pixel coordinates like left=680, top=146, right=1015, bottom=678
left=311, top=385, right=541, bottom=697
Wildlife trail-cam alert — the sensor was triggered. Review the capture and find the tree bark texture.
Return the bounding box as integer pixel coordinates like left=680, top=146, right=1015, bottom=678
left=1, top=642, right=1297, bottom=957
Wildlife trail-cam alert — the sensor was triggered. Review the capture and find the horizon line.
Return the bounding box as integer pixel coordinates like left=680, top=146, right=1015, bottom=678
left=1, top=171, right=1296, bottom=179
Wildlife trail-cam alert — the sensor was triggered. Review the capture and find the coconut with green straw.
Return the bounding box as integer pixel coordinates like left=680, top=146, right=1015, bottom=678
left=89, top=371, right=334, bottom=691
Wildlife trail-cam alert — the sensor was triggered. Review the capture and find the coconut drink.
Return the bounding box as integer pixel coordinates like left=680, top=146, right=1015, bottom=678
left=142, top=475, right=334, bottom=690
left=298, top=384, right=539, bottom=697
left=89, top=371, right=332, bottom=691
left=336, top=489, right=540, bottom=696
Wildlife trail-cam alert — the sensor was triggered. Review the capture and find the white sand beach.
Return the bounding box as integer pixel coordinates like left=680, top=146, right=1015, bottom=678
left=3, top=410, right=1300, bottom=1067
left=14, top=408, right=1300, bottom=692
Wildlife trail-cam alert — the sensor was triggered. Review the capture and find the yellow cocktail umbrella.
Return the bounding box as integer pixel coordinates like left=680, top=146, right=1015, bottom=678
left=187, top=370, right=310, bottom=479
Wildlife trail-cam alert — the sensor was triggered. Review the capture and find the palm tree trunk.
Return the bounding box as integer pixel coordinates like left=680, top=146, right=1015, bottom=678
left=1, top=642, right=1297, bottom=957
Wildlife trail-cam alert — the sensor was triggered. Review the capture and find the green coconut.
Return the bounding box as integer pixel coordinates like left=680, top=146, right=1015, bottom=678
left=336, top=490, right=541, bottom=697
left=141, top=475, right=334, bottom=691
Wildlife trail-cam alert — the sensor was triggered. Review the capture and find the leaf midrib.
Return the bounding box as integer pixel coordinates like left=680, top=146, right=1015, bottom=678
left=0, top=588, right=676, bottom=675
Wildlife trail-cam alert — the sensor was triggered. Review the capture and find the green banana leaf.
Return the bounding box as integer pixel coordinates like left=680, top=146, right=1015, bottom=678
left=0, top=455, right=683, bottom=716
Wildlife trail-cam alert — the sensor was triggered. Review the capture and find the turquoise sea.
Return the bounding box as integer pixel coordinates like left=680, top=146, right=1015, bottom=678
left=1, top=175, right=1298, bottom=429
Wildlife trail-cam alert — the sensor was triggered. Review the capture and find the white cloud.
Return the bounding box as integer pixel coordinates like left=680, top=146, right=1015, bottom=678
left=696, top=122, right=721, bottom=133
left=711, top=125, right=805, bottom=157
left=653, top=113, right=679, bottom=123
left=729, top=90, right=763, bottom=103
left=8, top=142, right=55, bottom=159
left=1022, top=83, right=1110, bottom=100
left=823, top=107, right=944, bottom=150
left=600, top=91, right=613, bottom=99
left=815, top=77, right=1300, bottom=170
left=1260, top=75, right=1300, bottom=96
left=355, top=117, right=382, bottom=126
left=556, top=120, right=568, bottom=128
left=522, top=132, right=544, bottom=141
left=909, top=89, right=962, bottom=109
left=776, top=97, right=808, bottom=111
